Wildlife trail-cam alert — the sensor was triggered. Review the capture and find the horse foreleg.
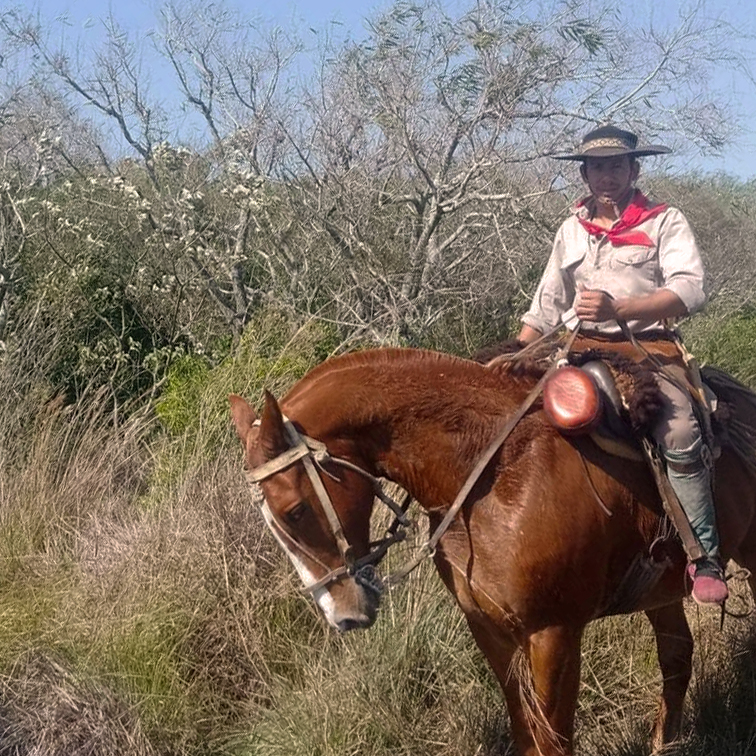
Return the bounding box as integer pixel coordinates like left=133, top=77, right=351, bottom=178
left=465, top=614, right=582, bottom=755
left=464, top=616, right=537, bottom=755
left=525, top=624, right=583, bottom=756
left=645, top=602, right=693, bottom=752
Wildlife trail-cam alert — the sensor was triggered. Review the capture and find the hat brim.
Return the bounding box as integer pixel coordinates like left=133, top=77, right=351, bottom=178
left=552, top=145, right=672, bottom=161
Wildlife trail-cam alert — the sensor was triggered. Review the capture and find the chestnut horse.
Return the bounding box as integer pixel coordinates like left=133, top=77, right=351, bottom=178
left=229, top=347, right=756, bottom=756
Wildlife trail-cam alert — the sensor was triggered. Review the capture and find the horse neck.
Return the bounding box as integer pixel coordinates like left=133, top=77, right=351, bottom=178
left=284, top=351, right=534, bottom=508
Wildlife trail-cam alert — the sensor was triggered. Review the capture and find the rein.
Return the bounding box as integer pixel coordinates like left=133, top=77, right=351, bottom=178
left=245, top=327, right=582, bottom=594
left=386, top=325, right=582, bottom=585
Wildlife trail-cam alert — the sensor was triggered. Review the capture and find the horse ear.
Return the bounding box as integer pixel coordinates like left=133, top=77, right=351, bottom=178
left=258, top=390, right=289, bottom=460
left=229, top=394, right=258, bottom=444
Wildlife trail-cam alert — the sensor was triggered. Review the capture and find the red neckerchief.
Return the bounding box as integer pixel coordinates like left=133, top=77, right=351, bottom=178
left=576, top=190, right=667, bottom=247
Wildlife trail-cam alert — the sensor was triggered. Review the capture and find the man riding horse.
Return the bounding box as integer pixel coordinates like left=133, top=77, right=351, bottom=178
left=517, top=124, right=727, bottom=605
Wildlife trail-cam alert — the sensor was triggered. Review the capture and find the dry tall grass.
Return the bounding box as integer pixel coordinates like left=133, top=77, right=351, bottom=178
left=1, top=333, right=755, bottom=754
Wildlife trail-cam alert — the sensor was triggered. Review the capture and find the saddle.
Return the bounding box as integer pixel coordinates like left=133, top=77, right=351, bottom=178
left=481, top=330, right=756, bottom=612
left=478, top=333, right=756, bottom=612
left=542, top=332, right=709, bottom=460
left=480, top=328, right=756, bottom=505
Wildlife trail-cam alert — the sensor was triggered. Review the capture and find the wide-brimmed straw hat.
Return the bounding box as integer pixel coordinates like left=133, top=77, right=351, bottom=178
left=553, top=125, right=671, bottom=161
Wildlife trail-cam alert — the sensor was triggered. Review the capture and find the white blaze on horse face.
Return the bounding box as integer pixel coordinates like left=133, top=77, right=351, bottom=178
left=259, top=500, right=338, bottom=626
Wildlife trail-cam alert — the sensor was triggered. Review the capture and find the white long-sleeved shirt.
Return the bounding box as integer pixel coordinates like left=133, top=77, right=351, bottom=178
left=522, top=198, right=706, bottom=335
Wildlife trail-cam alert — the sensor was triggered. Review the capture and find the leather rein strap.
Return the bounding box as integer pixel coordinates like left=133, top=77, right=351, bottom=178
left=614, top=319, right=707, bottom=562
left=245, top=327, right=582, bottom=593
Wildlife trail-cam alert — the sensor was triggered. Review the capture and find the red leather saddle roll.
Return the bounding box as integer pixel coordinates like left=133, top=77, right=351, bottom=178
left=542, top=366, right=602, bottom=434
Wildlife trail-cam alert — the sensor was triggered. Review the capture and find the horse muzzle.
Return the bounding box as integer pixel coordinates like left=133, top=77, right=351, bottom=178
left=325, top=572, right=381, bottom=633
left=334, top=608, right=377, bottom=633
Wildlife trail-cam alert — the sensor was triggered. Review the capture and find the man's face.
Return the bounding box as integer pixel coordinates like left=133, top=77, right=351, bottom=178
left=580, top=155, right=639, bottom=206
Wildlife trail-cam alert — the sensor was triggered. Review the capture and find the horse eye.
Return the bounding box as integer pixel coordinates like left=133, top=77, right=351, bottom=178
left=286, top=501, right=308, bottom=524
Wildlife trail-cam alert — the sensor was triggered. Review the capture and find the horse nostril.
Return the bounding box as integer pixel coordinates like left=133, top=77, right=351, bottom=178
left=336, top=615, right=373, bottom=633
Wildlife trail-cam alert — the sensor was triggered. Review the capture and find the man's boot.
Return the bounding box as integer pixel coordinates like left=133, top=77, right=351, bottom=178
left=665, top=440, right=728, bottom=605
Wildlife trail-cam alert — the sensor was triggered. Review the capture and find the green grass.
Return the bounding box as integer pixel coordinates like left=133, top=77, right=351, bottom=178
left=683, top=306, right=756, bottom=386
left=2, top=314, right=756, bottom=755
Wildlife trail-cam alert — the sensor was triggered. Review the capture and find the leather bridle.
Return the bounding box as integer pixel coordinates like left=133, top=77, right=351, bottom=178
left=246, top=417, right=410, bottom=596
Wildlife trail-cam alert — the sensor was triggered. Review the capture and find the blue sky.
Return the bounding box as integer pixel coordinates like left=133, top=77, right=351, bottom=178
left=27, top=0, right=756, bottom=180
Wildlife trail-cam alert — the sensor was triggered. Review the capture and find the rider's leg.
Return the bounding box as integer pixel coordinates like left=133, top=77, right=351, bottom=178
left=653, top=375, right=727, bottom=604
left=664, top=437, right=718, bottom=556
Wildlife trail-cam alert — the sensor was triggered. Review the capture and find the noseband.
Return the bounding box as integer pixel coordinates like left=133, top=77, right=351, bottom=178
left=245, top=417, right=410, bottom=596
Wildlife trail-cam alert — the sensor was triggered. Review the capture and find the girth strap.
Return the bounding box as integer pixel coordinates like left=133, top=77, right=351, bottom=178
left=613, top=319, right=709, bottom=562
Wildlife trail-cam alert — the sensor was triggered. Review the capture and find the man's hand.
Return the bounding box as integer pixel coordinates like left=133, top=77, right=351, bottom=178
left=575, top=289, right=618, bottom=323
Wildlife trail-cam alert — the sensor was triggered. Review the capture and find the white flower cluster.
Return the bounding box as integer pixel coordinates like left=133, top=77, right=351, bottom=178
left=39, top=199, right=63, bottom=214
left=178, top=188, right=204, bottom=208
left=151, top=274, right=180, bottom=295
left=220, top=173, right=268, bottom=210
left=85, top=233, right=106, bottom=249
left=110, top=175, right=144, bottom=202
left=153, top=141, right=194, bottom=171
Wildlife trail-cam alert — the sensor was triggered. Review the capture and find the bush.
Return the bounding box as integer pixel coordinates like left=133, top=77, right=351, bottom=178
left=155, top=308, right=343, bottom=439
left=682, top=307, right=756, bottom=387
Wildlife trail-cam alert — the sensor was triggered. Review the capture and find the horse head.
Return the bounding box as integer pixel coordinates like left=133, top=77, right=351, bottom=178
left=230, top=391, right=381, bottom=632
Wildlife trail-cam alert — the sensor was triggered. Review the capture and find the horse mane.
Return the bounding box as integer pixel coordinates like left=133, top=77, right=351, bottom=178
left=286, top=347, right=544, bottom=401
left=285, top=345, right=668, bottom=439
left=281, top=348, right=546, bottom=457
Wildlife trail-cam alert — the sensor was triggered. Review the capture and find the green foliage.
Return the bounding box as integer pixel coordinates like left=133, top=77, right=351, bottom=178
left=155, top=308, right=342, bottom=438
left=682, top=308, right=756, bottom=387
left=242, top=566, right=505, bottom=756
left=646, top=175, right=756, bottom=314
left=558, top=20, right=604, bottom=55
left=0, top=582, right=63, bottom=660
left=144, top=308, right=342, bottom=512
left=84, top=606, right=197, bottom=738
left=154, top=356, right=212, bottom=435
left=2, top=0, right=746, bottom=415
